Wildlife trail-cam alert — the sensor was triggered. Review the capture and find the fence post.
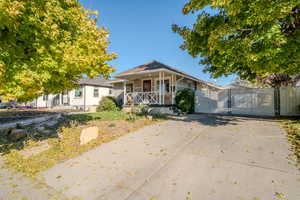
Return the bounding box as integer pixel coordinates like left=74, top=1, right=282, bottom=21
left=274, top=87, right=280, bottom=116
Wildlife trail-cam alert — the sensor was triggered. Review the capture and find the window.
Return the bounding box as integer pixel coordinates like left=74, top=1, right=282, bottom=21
left=109, top=89, right=112, bottom=95
left=75, top=87, right=83, bottom=98
left=126, top=83, right=133, bottom=93
left=156, top=79, right=170, bottom=93
left=43, top=95, right=48, bottom=101
left=94, top=88, right=99, bottom=97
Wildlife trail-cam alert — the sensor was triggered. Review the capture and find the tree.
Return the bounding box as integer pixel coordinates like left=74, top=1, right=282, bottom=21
left=0, top=0, right=117, bottom=102
left=173, top=0, right=300, bottom=87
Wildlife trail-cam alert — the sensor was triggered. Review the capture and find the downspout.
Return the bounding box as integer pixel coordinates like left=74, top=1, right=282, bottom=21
left=84, top=85, right=86, bottom=112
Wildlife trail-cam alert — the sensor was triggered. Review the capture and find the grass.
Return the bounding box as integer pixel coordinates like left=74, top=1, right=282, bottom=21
left=66, top=111, right=130, bottom=122
left=281, top=118, right=300, bottom=167
left=2, top=111, right=165, bottom=177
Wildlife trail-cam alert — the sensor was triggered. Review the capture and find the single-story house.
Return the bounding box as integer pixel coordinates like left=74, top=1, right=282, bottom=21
left=23, top=61, right=221, bottom=111
left=110, top=60, right=222, bottom=106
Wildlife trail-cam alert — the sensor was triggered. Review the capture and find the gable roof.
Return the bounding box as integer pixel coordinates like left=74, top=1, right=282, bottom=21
left=79, top=78, right=112, bottom=88
left=116, top=60, right=222, bottom=89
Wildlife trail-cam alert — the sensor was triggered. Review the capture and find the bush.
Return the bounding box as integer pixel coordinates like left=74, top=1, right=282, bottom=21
left=175, top=88, right=195, bottom=113
left=133, top=103, right=150, bottom=116
left=97, top=96, right=120, bottom=112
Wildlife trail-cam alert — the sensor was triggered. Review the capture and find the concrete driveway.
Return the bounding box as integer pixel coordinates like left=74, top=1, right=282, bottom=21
left=2, top=114, right=300, bottom=200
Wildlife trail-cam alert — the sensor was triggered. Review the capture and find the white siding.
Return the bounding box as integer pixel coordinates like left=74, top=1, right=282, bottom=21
left=33, top=85, right=111, bottom=109
left=69, top=87, right=84, bottom=106
left=84, top=86, right=110, bottom=106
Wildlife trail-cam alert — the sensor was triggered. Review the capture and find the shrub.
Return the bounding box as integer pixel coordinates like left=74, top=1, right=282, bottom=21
left=133, top=103, right=150, bottom=116
left=175, top=88, right=195, bottom=113
left=97, top=96, right=119, bottom=112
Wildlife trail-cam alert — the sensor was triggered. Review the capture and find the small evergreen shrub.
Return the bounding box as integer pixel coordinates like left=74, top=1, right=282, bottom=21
left=175, top=88, right=195, bottom=113
left=97, top=96, right=119, bottom=112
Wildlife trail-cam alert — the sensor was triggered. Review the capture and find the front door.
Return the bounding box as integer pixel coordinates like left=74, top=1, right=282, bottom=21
left=143, top=80, right=151, bottom=92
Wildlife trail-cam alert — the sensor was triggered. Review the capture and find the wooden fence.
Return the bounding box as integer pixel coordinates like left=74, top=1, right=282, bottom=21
left=195, top=86, right=300, bottom=117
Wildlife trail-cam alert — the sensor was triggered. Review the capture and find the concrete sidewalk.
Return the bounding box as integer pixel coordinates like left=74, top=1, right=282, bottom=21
left=40, top=115, right=300, bottom=200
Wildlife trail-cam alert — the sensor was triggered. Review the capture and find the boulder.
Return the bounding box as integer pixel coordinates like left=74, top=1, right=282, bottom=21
left=8, top=129, right=27, bottom=141
left=147, top=115, right=153, bottom=120
left=43, top=120, right=58, bottom=127
left=80, top=126, right=99, bottom=145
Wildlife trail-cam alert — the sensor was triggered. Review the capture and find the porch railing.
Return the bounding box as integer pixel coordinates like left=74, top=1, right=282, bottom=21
left=125, top=92, right=159, bottom=105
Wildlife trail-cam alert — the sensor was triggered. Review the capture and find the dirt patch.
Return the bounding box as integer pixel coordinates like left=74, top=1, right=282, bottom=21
left=91, top=120, right=152, bottom=136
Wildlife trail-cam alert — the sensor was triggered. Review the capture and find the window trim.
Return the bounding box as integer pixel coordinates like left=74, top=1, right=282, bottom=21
left=74, top=87, right=83, bottom=98
left=93, top=87, right=99, bottom=97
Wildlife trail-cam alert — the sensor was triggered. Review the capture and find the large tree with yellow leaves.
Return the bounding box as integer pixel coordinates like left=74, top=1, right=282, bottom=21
left=0, top=0, right=116, bottom=102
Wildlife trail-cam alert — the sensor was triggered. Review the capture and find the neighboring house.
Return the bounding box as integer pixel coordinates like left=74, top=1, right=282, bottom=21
left=110, top=60, right=222, bottom=106
left=26, top=78, right=113, bottom=111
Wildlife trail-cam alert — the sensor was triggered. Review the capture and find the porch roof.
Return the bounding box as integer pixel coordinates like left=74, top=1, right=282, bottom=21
left=115, top=60, right=223, bottom=89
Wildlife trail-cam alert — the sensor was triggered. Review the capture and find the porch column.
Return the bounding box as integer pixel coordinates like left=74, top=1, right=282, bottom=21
left=123, top=81, right=127, bottom=106
left=162, top=71, right=165, bottom=105
left=159, top=71, right=162, bottom=105
left=171, top=74, right=174, bottom=105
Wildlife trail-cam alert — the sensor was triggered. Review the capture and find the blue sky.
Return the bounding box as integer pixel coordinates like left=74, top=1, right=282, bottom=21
left=80, top=0, right=235, bottom=86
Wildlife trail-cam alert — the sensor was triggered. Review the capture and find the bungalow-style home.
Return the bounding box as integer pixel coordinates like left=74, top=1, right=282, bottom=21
left=24, top=78, right=113, bottom=111
left=110, top=60, right=222, bottom=106
left=23, top=61, right=221, bottom=112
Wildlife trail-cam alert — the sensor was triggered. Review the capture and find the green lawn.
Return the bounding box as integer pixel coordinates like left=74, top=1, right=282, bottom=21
left=66, top=111, right=130, bottom=122
left=281, top=118, right=300, bottom=167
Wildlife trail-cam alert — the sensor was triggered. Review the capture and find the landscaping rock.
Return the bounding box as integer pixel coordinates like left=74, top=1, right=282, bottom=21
left=19, top=141, right=50, bottom=158
left=43, top=120, right=58, bottom=127
left=80, top=126, right=99, bottom=145
left=8, top=129, right=27, bottom=141
left=147, top=115, right=153, bottom=120
left=36, top=127, right=53, bottom=135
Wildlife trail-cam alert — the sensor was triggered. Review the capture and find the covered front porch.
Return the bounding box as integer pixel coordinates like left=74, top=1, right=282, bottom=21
left=121, top=70, right=181, bottom=106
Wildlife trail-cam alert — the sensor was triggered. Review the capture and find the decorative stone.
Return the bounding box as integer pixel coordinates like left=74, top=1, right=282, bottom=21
left=19, top=141, right=50, bottom=158
left=8, top=129, right=27, bottom=141
left=43, top=120, right=58, bottom=127
left=147, top=115, right=153, bottom=120
left=38, top=127, right=53, bottom=135
left=80, top=126, right=99, bottom=145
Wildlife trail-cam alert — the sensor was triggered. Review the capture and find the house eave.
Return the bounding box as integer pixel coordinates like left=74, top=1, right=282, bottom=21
left=116, top=68, right=222, bottom=89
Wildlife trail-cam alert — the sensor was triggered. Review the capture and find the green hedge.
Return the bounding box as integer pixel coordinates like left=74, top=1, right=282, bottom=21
left=175, top=88, right=195, bottom=113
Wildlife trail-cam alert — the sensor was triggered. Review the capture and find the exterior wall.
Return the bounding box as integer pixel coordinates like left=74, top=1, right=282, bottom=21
left=36, top=94, right=59, bottom=108
left=112, top=82, right=124, bottom=104
left=69, top=88, right=84, bottom=106
left=33, top=85, right=111, bottom=110
left=85, top=85, right=110, bottom=106
left=176, top=78, right=196, bottom=91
